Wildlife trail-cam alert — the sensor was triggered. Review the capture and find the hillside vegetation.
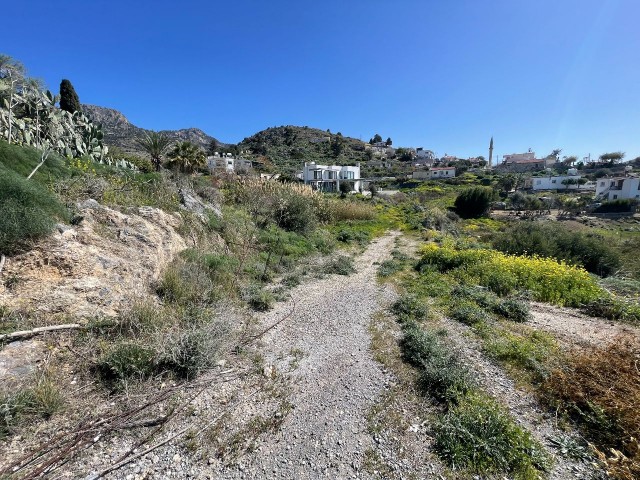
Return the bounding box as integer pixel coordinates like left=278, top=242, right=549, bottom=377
left=238, top=125, right=370, bottom=173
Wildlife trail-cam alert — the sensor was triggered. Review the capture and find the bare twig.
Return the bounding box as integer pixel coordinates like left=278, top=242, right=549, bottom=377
left=0, top=254, right=5, bottom=275
left=0, top=323, right=82, bottom=342
left=93, top=388, right=261, bottom=479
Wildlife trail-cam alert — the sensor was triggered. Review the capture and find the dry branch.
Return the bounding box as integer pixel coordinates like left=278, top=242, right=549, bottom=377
left=0, top=323, right=83, bottom=342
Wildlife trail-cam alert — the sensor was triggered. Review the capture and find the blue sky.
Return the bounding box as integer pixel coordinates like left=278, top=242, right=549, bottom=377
left=3, top=0, right=639, bottom=160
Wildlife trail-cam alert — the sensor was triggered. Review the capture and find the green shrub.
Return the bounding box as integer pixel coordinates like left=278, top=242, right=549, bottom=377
left=95, top=342, right=156, bottom=386
left=594, top=199, right=636, bottom=213
left=156, top=261, right=218, bottom=306
left=401, top=325, right=472, bottom=403
left=158, top=323, right=228, bottom=379
left=0, top=165, right=69, bottom=254
left=581, top=297, right=640, bottom=324
left=434, top=393, right=549, bottom=479
left=450, top=302, right=491, bottom=326
left=336, top=228, right=370, bottom=245
left=418, top=244, right=602, bottom=307
left=0, top=140, right=69, bottom=181
left=390, top=294, right=428, bottom=322
left=482, top=328, right=557, bottom=379
left=454, top=187, right=496, bottom=219
left=322, top=255, right=356, bottom=276
left=494, top=223, right=621, bottom=277
left=245, top=286, right=275, bottom=311
left=493, top=298, right=531, bottom=323
left=282, top=273, right=302, bottom=288
left=377, top=259, right=404, bottom=277
left=0, top=375, right=63, bottom=439
left=422, top=207, right=459, bottom=234
left=451, top=285, right=497, bottom=309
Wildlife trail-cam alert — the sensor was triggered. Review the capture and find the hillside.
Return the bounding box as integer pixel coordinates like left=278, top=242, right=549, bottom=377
left=82, top=104, right=219, bottom=153
left=238, top=125, right=371, bottom=173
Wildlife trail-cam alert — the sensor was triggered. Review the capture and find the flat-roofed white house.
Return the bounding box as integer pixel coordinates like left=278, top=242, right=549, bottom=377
left=302, top=162, right=361, bottom=192
left=412, top=167, right=456, bottom=180
left=531, top=169, right=595, bottom=191
left=595, top=175, right=640, bottom=201
left=207, top=153, right=252, bottom=173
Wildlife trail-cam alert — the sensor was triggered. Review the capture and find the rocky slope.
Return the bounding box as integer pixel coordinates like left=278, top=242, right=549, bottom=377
left=82, top=104, right=219, bottom=154
left=0, top=199, right=186, bottom=320
left=238, top=126, right=371, bottom=174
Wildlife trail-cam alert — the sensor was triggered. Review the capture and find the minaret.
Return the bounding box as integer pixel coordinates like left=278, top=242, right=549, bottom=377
left=488, top=136, right=494, bottom=169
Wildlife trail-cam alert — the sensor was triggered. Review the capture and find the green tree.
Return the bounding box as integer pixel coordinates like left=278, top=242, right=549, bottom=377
left=339, top=180, right=352, bottom=197
left=331, top=135, right=344, bottom=157
left=549, top=148, right=562, bottom=162
left=454, top=187, right=496, bottom=218
left=207, top=139, right=218, bottom=156
left=599, top=151, right=625, bottom=164
left=497, top=174, right=517, bottom=193
left=136, top=131, right=171, bottom=171
left=563, top=155, right=578, bottom=166
left=385, top=137, right=392, bottom=146
left=59, top=79, right=81, bottom=113
left=369, top=133, right=383, bottom=144
left=166, top=141, right=206, bottom=173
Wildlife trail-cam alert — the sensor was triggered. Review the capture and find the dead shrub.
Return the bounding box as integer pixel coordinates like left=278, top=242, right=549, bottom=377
left=543, top=334, right=640, bottom=479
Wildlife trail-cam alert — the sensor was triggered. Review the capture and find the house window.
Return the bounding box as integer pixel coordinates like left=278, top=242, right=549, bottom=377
left=313, top=170, right=321, bottom=180
left=327, top=171, right=336, bottom=180
left=613, top=195, right=618, bottom=199
left=536, top=180, right=541, bottom=185
left=600, top=181, right=605, bottom=186
left=551, top=180, right=556, bottom=184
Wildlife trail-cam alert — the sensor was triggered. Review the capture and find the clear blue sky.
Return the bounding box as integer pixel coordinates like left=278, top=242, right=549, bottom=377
left=3, top=0, right=639, bottom=160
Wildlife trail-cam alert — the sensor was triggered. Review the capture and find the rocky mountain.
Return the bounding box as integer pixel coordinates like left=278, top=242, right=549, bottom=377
left=238, top=125, right=371, bottom=174
left=82, top=104, right=219, bottom=154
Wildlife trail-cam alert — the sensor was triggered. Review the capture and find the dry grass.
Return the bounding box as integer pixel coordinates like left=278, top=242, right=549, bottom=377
left=327, top=199, right=377, bottom=221
left=543, top=334, right=640, bottom=479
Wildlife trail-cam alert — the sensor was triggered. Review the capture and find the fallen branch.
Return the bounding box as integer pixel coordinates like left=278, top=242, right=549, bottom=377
left=0, top=323, right=83, bottom=342
left=0, top=254, right=5, bottom=275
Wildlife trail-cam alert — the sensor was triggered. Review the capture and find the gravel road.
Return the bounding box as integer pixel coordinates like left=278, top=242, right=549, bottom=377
left=217, top=232, right=399, bottom=479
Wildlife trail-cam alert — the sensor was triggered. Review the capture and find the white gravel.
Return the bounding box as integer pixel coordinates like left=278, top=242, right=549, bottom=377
left=216, top=232, right=400, bottom=479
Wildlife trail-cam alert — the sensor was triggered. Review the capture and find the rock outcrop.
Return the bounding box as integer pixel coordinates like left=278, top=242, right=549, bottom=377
left=0, top=200, right=186, bottom=320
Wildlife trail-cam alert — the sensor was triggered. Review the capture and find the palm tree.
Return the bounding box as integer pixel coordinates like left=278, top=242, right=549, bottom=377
left=166, top=141, right=206, bottom=173
left=136, top=131, right=171, bottom=171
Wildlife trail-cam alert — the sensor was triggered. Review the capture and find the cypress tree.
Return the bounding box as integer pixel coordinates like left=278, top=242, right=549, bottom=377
left=59, top=79, right=81, bottom=113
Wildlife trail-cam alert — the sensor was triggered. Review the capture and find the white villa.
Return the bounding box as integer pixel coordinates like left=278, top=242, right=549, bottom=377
left=531, top=169, right=595, bottom=191
left=302, top=162, right=361, bottom=192
left=412, top=167, right=456, bottom=180
left=595, top=175, right=640, bottom=201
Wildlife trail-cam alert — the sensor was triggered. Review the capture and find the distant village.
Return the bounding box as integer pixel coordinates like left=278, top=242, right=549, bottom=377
left=207, top=138, right=639, bottom=202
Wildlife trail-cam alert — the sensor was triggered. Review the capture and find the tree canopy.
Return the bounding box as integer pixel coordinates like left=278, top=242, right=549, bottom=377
left=59, top=79, right=81, bottom=113
left=599, top=152, right=625, bottom=164
left=136, top=131, right=171, bottom=171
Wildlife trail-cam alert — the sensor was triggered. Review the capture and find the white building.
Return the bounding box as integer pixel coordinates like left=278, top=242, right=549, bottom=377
left=595, top=176, right=640, bottom=201
left=412, top=167, right=456, bottom=180
left=302, top=162, right=361, bottom=193
left=531, top=169, right=595, bottom=191
left=207, top=153, right=252, bottom=173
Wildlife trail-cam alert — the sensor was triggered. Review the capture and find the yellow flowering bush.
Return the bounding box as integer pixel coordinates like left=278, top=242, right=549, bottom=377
left=418, top=244, right=602, bottom=307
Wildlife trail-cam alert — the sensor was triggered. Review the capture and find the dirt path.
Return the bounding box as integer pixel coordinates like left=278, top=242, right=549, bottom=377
left=441, top=317, right=598, bottom=479
left=529, top=301, right=639, bottom=348
left=215, top=232, right=400, bottom=479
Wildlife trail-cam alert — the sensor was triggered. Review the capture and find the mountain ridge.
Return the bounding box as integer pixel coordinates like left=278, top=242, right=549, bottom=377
left=82, top=104, right=220, bottom=154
